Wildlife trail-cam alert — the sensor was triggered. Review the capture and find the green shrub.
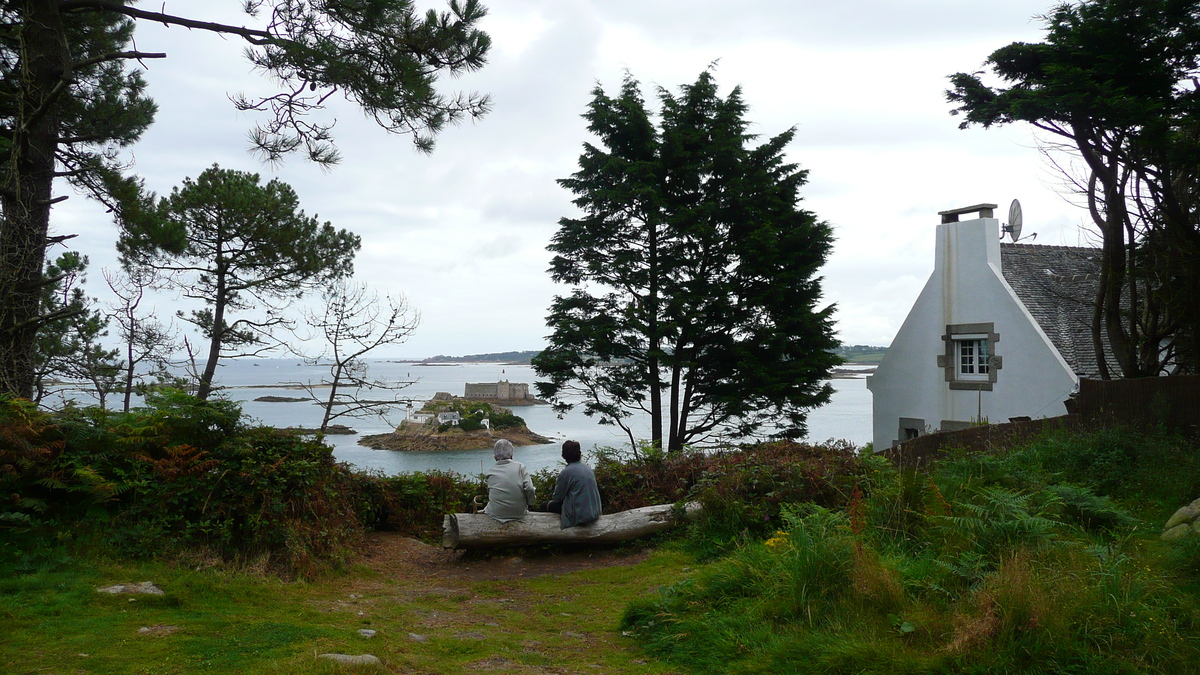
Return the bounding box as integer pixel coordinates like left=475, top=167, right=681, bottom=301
left=352, top=470, right=482, bottom=540
left=0, top=390, right=365, bottom=576
left=1023, top=427, right=1200, bottom=511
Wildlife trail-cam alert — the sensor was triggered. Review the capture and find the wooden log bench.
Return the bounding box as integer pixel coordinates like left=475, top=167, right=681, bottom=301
left=442, top=502, right=700, bottom=549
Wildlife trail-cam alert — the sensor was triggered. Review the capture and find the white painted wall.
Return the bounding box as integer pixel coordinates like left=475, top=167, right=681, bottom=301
left=865, top=214, right=1078, bottom=450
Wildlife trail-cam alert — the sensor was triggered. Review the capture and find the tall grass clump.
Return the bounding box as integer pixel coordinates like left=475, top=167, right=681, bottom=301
left=622, top=427, right=1200, bottom=673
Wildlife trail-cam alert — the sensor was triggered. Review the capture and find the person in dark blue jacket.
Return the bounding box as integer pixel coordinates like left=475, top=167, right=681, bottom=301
left=544, top=440, right=602, bottom=528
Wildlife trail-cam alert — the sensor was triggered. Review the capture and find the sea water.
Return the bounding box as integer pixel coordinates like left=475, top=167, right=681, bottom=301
left=66, top=359, right=873, bottom=476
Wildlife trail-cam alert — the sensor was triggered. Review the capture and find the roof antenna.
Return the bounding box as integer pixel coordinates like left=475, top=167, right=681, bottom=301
left=1001, top=199, right=1023, bottom=241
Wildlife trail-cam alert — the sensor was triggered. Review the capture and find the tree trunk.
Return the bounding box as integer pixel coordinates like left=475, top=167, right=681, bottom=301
left=0, top=1, right=69, bottom=398
left=123, top=337, right=136, bottom=412
left=442, top=502, right=700, bottom=549
left=320, top=362, right=342, bottom=432
left=667, top=356, right=682, bottom=451
left=647, top=217, right=662, bottom=449
left=196, top=266, right=227, bottom=401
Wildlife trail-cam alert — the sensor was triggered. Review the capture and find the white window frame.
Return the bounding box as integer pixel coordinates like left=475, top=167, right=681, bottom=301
left=938, top=323, right=1001, bottom=391
left=954, top=335, right=990, bottom=381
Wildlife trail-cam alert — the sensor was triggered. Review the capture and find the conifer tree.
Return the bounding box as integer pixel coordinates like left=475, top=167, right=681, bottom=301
left=948, top=0, right=1200, bottom=375
left=534, top=71, right=840, bottom=451
left=119, top=165, right=360, bottom=400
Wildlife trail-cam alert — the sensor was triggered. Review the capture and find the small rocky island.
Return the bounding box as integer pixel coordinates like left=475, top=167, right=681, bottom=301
left=359, top=394, right=552, bottom=451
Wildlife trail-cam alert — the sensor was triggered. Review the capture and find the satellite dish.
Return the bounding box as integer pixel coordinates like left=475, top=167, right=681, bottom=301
left=1004, top=199, right=1023, bottom=241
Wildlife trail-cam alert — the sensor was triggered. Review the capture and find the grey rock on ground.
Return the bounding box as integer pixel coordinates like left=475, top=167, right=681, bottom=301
left=317, top=653, right=381, bottom=665
left=1163, top=498, right=1200, bottom=540
left=358, top=629, right=377, bottom=638
left=408, top=633, right=428, bottom=642
left=96, top=582, right=164, bottom=595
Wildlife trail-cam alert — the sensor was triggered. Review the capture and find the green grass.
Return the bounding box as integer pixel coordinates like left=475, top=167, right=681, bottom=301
left=0, top=542, right=692, bottom=674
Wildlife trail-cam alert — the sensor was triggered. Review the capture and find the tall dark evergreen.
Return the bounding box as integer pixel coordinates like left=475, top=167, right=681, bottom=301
left=0, top=0, right=491, bottom=399
left=534, top=71, right=840, bottom=451
left=948, top=0, right=1200, bottom=375
left=119, top=166, right=361, bottom=400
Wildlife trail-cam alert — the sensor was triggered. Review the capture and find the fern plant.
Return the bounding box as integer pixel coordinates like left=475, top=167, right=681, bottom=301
left=933, top=485, right=1062, bottom=557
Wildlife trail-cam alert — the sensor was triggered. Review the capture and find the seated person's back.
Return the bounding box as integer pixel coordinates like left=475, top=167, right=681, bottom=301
left=483, top=439, right=536, bottom=522
left=545, top=440, right=602, bottom=528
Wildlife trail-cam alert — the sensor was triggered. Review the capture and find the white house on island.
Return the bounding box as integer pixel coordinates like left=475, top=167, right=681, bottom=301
left=866, top=203, right=1105, bottom=450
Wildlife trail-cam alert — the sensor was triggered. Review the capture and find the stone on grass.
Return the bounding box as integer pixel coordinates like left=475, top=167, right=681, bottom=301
left=137, top=625, right=179, bottom=635
left=1163, top=524, right=1192, bottom=541
left=317, top=653, right=381, bottom=665
left=1162, top=498, right=1200, bottom=539
left=96, top=582, right=164, bottom=595
left=358, top=629, right=377, bottom=638
left=1165, top=505, right=1200, bottom=530
left=408, top=633, right=428, bottom=642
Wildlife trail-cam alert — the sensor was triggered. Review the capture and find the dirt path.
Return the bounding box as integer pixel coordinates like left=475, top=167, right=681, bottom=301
left=358, top=532, right=655, bottom=581
left=309, top=533, right=683, bottom=674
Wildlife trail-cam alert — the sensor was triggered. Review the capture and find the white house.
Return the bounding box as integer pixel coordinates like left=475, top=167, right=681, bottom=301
left=437, top=411, right=462, bottom=426
left=404, top=411, right=434, bottom=426
left=866, top=204, right=1104, bottom=450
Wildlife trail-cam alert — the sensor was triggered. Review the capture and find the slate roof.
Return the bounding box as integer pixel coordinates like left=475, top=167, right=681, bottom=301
left=1000, top=243, right=1110, bottom=379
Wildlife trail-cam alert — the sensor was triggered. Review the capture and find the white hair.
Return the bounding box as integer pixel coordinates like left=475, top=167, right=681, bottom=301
left=493, top=438, right=515, bottom=461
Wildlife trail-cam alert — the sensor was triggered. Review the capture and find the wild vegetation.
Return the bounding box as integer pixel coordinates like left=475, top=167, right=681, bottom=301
left=421, top=398, right=529, bottom=432
left=622, top=426, right=1200, bottom=673
left=1, top=391, right=862, bottom=574
left=5, top=389, right=1200, bottom=672
left=834, top=344, right=888, bottom=365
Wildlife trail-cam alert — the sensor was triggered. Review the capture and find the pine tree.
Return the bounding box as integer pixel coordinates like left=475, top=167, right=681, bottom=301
left=0, top=0, right=491, bottom=398
left=119, top=165, right=361, bottom=400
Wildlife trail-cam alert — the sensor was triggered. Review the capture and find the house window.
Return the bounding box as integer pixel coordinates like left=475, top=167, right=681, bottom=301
left=937, top=323, right=1001, bottom=391
left=956, top=337, right=989, bottom=380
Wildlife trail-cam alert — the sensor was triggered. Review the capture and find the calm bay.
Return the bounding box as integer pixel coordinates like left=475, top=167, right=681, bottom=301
left=222, top=359, right=872, bottom=476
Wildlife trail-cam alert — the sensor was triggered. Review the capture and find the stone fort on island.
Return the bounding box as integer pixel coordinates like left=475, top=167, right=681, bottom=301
left=464, top=380, right=533, bottom=401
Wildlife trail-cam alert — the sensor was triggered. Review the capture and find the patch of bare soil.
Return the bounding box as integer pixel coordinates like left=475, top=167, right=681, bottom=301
left=358, top=533, right=652, bottom=581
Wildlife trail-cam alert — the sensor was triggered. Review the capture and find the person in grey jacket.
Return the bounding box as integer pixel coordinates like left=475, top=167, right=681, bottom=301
left=483, top=439, right=536, bottom=522
left=544, top=440, right=602, bottom=528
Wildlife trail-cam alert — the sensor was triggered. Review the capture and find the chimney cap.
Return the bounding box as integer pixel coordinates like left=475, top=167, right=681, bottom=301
left=937, top=203, right=998, bottom=223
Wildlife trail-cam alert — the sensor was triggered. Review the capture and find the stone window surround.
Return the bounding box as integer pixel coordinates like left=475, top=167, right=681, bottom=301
left=936, top=322, right=1003, bottom=391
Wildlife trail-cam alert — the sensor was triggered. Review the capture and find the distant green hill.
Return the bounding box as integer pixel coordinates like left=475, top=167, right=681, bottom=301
left=419, top=350, right=542, bottom=364
left=834, top=344, right=887, bottom=365
left=413, top=345, right=888, bottom=366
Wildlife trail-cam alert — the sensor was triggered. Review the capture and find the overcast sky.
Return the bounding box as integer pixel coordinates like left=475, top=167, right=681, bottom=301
left=53, top=1, right=1095, bottom=359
